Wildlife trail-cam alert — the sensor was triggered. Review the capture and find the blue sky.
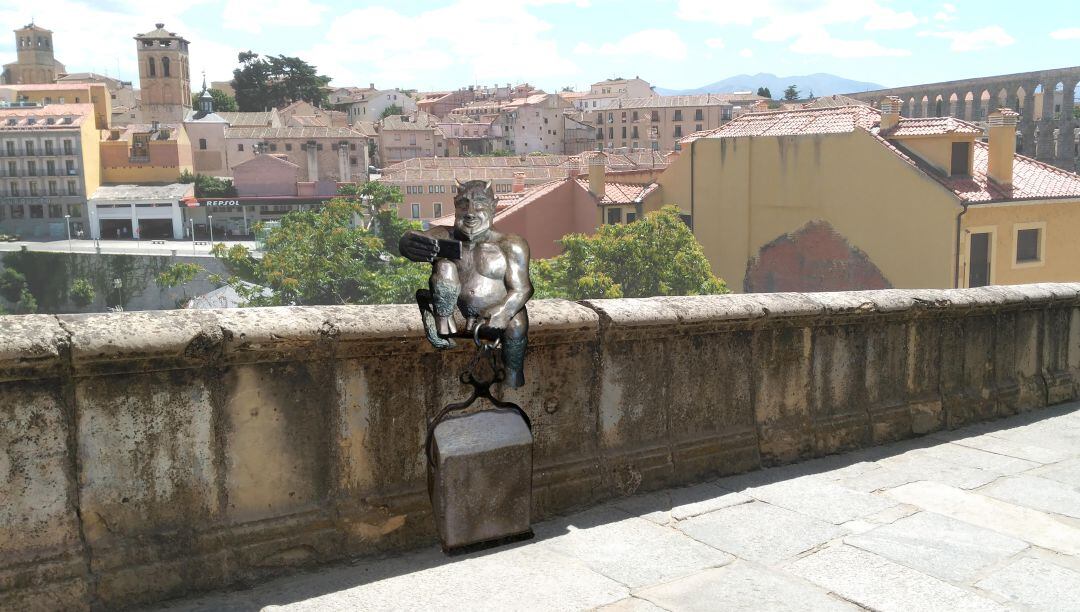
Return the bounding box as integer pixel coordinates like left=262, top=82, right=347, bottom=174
left=1, top=0, right=1077, bottom=92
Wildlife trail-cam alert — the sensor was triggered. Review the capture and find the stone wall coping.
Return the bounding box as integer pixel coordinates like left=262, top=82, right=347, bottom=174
left=9, top=285, right=1080, bottom=371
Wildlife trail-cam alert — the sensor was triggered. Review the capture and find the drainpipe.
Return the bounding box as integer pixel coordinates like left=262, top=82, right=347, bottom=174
left=953, top=201, right=969, bottom=288
left=689, top=139, right=695, bottom=231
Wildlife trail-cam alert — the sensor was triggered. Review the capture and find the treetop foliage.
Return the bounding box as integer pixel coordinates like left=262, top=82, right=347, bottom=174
left=232, top=51, right=331, bottom=112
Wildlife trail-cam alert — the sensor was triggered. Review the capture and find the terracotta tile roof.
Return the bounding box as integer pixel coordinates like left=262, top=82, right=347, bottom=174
left=573, top=178, right=658, bottom=205
left=0, top=83, right=96, bottom=91
left=802, top=94, right=869, bottom=109
left=379, top=112, right=441, bottom=131
left=700, top=105, right=880, bottom=139
left=882, top=116, right=983, bottom=137
left=0, top=103, right=92, bottom=129
left=601, top=93, right=764, bottom=110
left=932, top=142, right=1080, bottom=203
left=286, top=115, right=329, bottom=127
left=225, top=126, right=366, bottom=139
left=380, top=151, right=669, bottom=182
left=216, top=111, right=280, bottom=128
left=135, top=24, right=188, bottom=42
left=103, top=122, right=182, bottom=141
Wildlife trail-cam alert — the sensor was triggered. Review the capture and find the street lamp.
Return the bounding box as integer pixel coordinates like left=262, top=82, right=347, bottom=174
left=189, top=218, right=195, bottom=255
left=112, top=278, right=123, bottom=309
left=208, top=214, right=214, bottom=246
left=64, top=214, right=71, bottom=252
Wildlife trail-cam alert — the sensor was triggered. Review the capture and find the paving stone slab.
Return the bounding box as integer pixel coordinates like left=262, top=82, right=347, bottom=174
left=742, top=478, right=898, bottom=524
left=838, top=453, right=1000, bottom=492
left=944, top=433, right=1074, bottom=465
left=974, top=557, right=1080, bottom=612
left=610, top=483, right=752, bottom=525
left=886, top=481, right=1080, bottom=555
left=787, top=544, right=1008, bottom=612
left=1031, top=458, right=1080, bottom=488
left=634, top=560, right=859, bottom=612
left=919, top=443, right=1041, bottom=475
left=844, top=511, right=1029, bottom=582
left=541, top=509, right=735, bottom=588
left=979, top=475, right=1080, bottom=519
left=591, top=597, right=668, bottom=612
left=678, top=501, right=846, bottom=564
left=261, top=545, right=629, bottom=612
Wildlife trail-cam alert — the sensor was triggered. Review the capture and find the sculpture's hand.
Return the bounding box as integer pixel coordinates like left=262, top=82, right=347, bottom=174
left=399, top=231, right=439, bottom=262
left=486, top=311, right=511, bottom=332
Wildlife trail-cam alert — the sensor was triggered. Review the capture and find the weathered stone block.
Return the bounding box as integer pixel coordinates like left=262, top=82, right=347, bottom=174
left=429, top=408, right=533, bottom=550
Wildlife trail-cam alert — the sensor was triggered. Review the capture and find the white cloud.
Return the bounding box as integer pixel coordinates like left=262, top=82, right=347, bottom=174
left=576, top=30, right=688, bottom=62
left=789, top=27, right=911, bottom=58
left=739, top=48, right=753, bottom=58
left=301, top=1, right=579, bottom=89
left=1050, top=27, right=1080, bottom=40
left=221, top=0, right=328, bottom=34
left=919, top=26, right=1015, bottom=52
left=678, top=0, right=914, bottom=58
left=934, top=3, right=957, bottom=22
left=705, top=37, right=725, bottom=49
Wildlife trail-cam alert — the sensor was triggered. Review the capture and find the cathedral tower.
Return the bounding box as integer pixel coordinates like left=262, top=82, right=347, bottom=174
left=135, top=23, right=191, bottom=123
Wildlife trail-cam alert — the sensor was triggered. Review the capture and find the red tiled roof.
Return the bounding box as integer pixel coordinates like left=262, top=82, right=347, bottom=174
left=702, top=105, right=880, bottom=139
left=936, top=142, right=1080, bottom=203
left=882, top=116, right=983, bottom=137
left=573, top=178, right=657, bottom=205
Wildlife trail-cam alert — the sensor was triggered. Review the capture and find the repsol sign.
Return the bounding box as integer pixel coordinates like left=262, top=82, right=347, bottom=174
left=204, top=200, right=241, bottom=206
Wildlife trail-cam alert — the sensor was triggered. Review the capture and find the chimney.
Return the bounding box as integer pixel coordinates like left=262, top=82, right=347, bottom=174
left=987, top=108, right=1019, bottom=187
left=880, top=96, right=902, bottom=131
left=512, top=171, right=526, bottom=193
left=588, top=151, right=606, bottom=198
left=369, top=82, right=374, bottom=89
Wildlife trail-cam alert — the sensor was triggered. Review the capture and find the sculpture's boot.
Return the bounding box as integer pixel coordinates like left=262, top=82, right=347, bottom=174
left=432, top=278, right=460, bottom=338
left=502, top=334, right=527, bottom=388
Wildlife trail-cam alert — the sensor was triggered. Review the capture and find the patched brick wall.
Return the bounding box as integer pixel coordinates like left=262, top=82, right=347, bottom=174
left=745, top=220, right=892, bottom=293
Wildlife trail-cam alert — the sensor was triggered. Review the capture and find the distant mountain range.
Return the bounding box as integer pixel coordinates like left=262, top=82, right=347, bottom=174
left=656, top=73, right=885, bottom=98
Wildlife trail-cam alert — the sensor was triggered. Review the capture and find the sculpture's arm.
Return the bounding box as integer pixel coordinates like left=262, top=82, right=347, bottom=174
left=398, top=226, right=452, bottom=262
left=487, top=235, right=533, bottom=329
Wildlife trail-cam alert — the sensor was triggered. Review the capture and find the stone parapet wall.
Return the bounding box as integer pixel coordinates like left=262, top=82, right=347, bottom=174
left=3, top=284, right=1080, bottom=610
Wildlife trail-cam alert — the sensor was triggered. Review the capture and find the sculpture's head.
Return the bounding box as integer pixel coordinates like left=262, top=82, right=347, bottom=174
left=453, top=179, right=497, bottom=240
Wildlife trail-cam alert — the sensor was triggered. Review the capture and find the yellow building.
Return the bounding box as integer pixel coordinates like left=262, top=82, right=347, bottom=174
left=651, top=97, right=1080, bottom=292
left=99, top=123, right=193, bottom=184
left=0, top=83, right=112, bottom=129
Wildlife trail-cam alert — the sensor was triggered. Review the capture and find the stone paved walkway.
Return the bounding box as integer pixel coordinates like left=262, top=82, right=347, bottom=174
left=159, top=402, right=1080, bottom=612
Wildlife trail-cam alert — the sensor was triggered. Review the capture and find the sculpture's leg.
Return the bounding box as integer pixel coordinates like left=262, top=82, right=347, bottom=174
left=502, top=308, right=528, bottom=388
left=431, top=259, right=460, bottom=337
left=416, top=289, right=454, bottom=350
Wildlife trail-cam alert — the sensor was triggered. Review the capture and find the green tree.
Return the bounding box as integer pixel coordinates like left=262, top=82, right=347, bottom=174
left=757, top=86, right=772, bottom=99
left=156, top=263, right=202, bottom=307
left=783, top=84, right=800, bottom=101
left=380, top=104, right=404, bottom=119
left=178, top=170, right=237, bottom=197
left=70, top=278, right=95, bottom=307
left=1074, top=106, right=1080, bottom=120
left=231, top=51, right=331, bottom=111
left=15, top=287, right=37, bottom=314
left=191, top=88, right=239, bottom=112
left=0, top=268, right=27, bottom=302
left=533, top=205, right=728, bottom=300
left=211, top=198, right=427, bottom=306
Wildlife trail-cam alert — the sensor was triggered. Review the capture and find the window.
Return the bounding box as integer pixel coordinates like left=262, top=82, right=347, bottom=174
left=27, top=161, right=36, bottom=176
left=1015, top=227, right=1042, bottom=263
left=951, top=142, right=970, bottom=176
left=674, top=110, right=683, bottom=121
left=48, top=204, right=63, bottom=218
left=67, top=204, right=82, bottom=218
left=5, top=142, right=13, bottom=155
left=608, top=112, right=614, bottom=124
left=674, top=126, right=682, bottom=138
left=29, top=182, right=39, bottom=196
left=162, top=57, right=170, bottom=77
left=48, top=181, right=57, bottom=195
left=46, top=161, right=55, bottom=175
left=696, top=124, right=702, bottom=132
left=65, top=160, right=74, bottom=174
left=63, top=140, right=73, bottom=154
left=621, top=112, right=627, bottom=121
left=67, top=180, right=77, bottom=195
left=350, top=156, right=358, bottom=166
left=608, top=127, right=614, bottom=139
left=495, top=183, right=511, bottom=193
left=285, top=143, right=292, bottom=151
left=411, top=203, right=420, bottom=218
left=25, top=141, right=34, bottom=155
left=651, top=110, right=660, bottom=122
left=626, top=212, right=637, bottom=223
left=632, top=111, right=639, bottom=121
left=269, top=144, right=277, bottom=152
left=10, top=204, right=23, bottom=218
left=29, top=205, right=43, bottom=218
left=7, top=161, right=15, bottom=176
left=237, top=144, right=244, bottom=151
left=632, top=126, right=639, bottom=139
left=44, top=140, right=53, bottom=155
left=148, top=57, right=156, bottom=77
left=199, top=138, right=207, bottom=150
left=434, top=202, right=442, bottom=217
left=606, top=207, right=623, bottom=224
left=350, top=143, right=357, bottom=151
left=694, top=109, right=703, bottom=121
